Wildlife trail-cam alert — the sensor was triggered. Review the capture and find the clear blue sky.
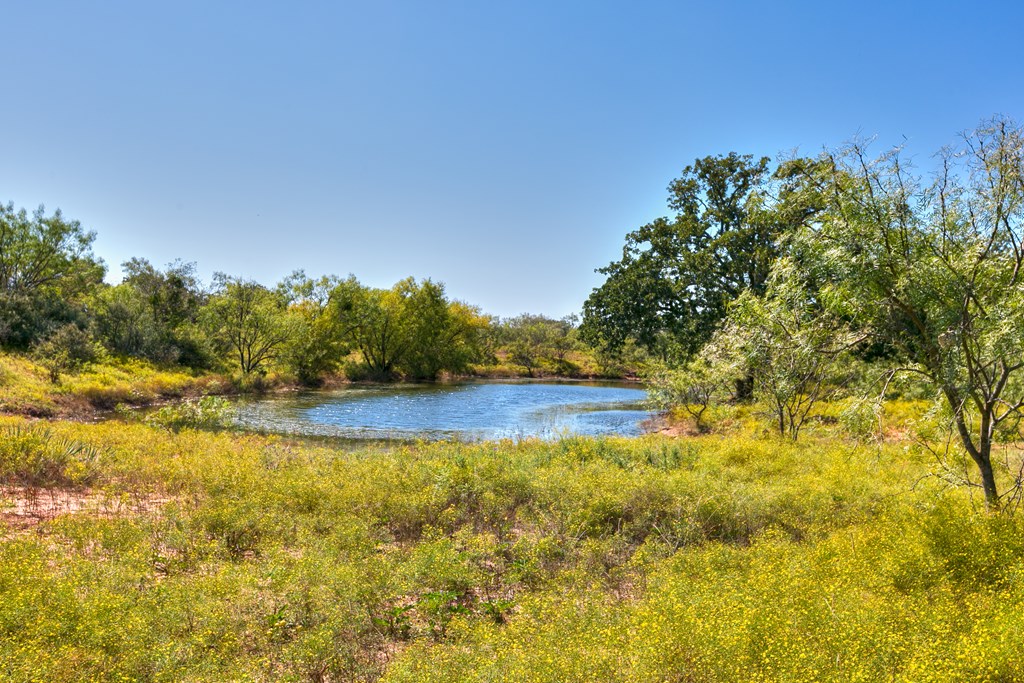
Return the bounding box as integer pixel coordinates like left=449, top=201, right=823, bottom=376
left=3, top=0, right=1022, bottom=318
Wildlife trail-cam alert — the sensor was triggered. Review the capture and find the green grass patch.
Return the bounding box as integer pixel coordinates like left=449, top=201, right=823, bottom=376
left=1, top=414, right=1022, bottom=681
left=0, top=352, right=228, bottom=416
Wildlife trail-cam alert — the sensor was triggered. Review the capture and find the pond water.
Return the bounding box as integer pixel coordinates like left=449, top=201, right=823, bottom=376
left=232, top=381, right=651, bottom=441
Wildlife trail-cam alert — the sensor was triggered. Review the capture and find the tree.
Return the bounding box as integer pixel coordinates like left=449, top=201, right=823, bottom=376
left=0, top=203, right=105, bottom=348
left=332, top=277, right=484, bottom=381
left=502, top=314, right=558, bottom=377
left=645, top=341, right=740, bottom=433
left=124, top=258, right=211, bottom=366
left=203, top=274, right=293, bottom=376
left=648, top=256, right=857, bottom=439
left=93, top=284, right=162, bottom=358
left=402, top=287, right=488, bottom=381
left=33, top=323, right=99, bottom=383
left=497, top=314, right=581, bottom=377
left=552, top=314, right=581, bottom=361
left=121, top=258, right=204, bottom=331
left=332, top=278, right=410, bottom=380
left=581, top=153, right=797, bottom=362
left=725, top=260, right=860, bottom=440
left=0, top=203, right=104, bottom=299
left=277, top=270, right=347, bottom=385
left=786, top=117, right=1024, bottom=508
left=93, top=259, right=212, bottom=366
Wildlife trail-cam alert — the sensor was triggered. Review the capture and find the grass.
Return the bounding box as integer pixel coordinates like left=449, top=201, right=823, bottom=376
left=3, top=407, right=1024, bottom=681
left=0, top=352, right=230, bottom=417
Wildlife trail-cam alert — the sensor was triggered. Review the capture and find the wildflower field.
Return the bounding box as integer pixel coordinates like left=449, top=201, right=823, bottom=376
left=2, top=412, right=1023, bottom=682
left=0, top=353, right=227, bottom=418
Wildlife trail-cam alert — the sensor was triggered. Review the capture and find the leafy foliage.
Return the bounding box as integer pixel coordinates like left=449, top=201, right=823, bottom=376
left=32, top=324, right=100, bottom=383
left=333, top=277, right=487, bottom=381
left=277, top=270, right=348, bottom=385
left=106, top=258, right=213, bottom=367
left=203, top=274, right=294, bottom=377
left=784, top=117, right=1024, bottom=506
left=0, top=199, right=609, bottom=385
left=0, top=203, right=105, bottom=349
left=724, top=259, right=860, bottom=439
left=581, top=153, right=799, bottom=360
left=0, top=203, right=104, bottom=301
left=645, top=339, right=740, bottom=432
left=92, top=284, right=163, bottom=359
left=494, top=314, right=581, bottom=377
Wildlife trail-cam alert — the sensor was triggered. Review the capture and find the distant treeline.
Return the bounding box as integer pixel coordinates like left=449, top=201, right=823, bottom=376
left=0, top=203, right=624, bottom=384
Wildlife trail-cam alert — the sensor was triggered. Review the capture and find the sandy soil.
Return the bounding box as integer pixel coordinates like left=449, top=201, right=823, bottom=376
left=0, top=486, right=170, bottom=531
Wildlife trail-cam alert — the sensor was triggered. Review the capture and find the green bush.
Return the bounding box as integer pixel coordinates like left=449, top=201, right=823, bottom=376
left=0, top=425, right=101, bottom=487
left=143, top=396, right=232, bottom=431
left=32, top=324, right=99, bottom=383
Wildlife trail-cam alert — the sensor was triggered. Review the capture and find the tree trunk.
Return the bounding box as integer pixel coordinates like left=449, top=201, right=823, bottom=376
left=954, top=404, right=999, bottom=509
left=943, top=387, right=1001, bottom=511
left=976, top=411, right=999, bottom=510
left=735, top=372, right=754, bottom=402
left=977, top=448, right=999, bottom=511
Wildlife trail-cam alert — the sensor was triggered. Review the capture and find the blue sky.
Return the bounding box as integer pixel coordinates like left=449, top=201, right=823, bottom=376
left=3, top=0, right=1022, bottom=318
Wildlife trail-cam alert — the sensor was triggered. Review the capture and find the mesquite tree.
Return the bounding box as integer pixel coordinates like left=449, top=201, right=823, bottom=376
left=786, top=118, right=1024, bottom=509
left=724, top=259, right=860, bottom=440
left=204, top=274, right=293, bottom=376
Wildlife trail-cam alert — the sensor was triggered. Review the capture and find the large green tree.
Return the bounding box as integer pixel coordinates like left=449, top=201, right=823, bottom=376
left=786, top=117, right=1024, bottom=509
left=93, top=284, right=161, bottom=358
left=121, top=258, right=204, bottom=331
left=203, top=274, right=293, bottom=376
left=332, top=277, right=486, bottom=380
left=277, top=270, right=348, bottom=385
left=401, top=282, right=488, bottom=381
left=0, top=203, right=103, bottom=299
left=0, top=203, right=105, bottom=347
left=94, top=259, right=210, bottom=365
left=581, top=153, right=799, bottom=361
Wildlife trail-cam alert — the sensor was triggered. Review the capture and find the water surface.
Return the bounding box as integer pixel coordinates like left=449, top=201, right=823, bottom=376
left=233, top=381, right=650, bottom=441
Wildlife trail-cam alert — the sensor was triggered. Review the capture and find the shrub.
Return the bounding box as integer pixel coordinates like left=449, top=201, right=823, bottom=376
left=0, top=425, right=102, bottom=487
left=32, top=324, right=99, bottom=382
left=143, top=396, right=232, bottom=431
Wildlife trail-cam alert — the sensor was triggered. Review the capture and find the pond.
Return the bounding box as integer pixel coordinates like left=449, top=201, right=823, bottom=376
left=232, top=380, right=651, bottom=441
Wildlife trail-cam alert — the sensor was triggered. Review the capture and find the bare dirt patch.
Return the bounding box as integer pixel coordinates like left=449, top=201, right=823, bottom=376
left=0, top=486, right=170, bottom=531
left=641, top=413, right=701, bottom=437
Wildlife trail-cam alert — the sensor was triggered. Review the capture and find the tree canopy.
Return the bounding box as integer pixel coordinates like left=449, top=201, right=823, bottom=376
left=93, top=259, right=210, bottom=365
left=782, top=117, right=1024, bottom=508
left=0, top=203, right=105, bottom=348
left=0, top=203, right=104, bottom=299
left=581, top=153, right=798, bottom=360
left=332, top=277, right=488, bottom=381
left=203, top=274, right=293, bottom=377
